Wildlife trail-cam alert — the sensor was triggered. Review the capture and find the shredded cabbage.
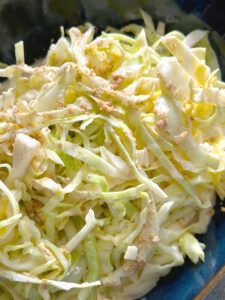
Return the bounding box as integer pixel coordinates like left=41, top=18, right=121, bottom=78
left=0, top=10, right=223, bottom=300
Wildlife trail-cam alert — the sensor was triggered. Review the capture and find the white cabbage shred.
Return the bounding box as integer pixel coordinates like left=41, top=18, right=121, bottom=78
left=0, top=10, right=223, bottom=300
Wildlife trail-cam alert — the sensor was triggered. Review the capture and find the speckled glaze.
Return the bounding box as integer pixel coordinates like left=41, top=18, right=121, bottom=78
left=0, top=1, right=225, bottom=299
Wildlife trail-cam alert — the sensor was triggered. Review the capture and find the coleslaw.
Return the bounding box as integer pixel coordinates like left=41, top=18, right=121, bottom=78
left=0, top=10, right=224, bottom=300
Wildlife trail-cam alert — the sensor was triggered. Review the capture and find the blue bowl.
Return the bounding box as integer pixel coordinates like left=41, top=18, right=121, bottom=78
left=1, top=1, right=225, bottom=299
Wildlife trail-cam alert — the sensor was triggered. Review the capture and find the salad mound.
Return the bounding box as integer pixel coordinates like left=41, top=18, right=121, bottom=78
left=0, top=11, right=224, bottom=299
